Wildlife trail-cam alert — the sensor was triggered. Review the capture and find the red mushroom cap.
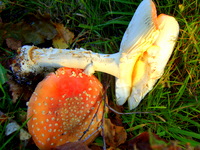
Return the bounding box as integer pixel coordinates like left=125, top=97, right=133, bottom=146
left=27, top=67, right=104, bottom=150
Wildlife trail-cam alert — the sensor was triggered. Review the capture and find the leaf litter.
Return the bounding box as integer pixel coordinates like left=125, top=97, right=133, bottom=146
left=53, top=23, right=75, bottom=49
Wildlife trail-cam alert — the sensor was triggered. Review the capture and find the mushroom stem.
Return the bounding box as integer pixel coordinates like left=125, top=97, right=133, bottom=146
left=17, top=45, right=120, bottom=77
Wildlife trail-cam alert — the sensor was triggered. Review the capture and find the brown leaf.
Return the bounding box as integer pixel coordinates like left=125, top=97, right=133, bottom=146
left=7, top=77, right=23, bottom=103
left=89, top=145, right=102, bottom=150
left=127, top=132, right=168, bottom=150
left=1, top=13, right=57, bottom=46
left=55, top=141, right=91, bottom=150
left=6, top=37, right=22, bottom=50
left=53, top=23, right=74, bottom=48
left=127, top=132, right=153, bottom=150
left=7, top=75, right=33, bottom=103
left=102, top=118, right=127, bottom=147
left=0, top=111, right=9, bottom=123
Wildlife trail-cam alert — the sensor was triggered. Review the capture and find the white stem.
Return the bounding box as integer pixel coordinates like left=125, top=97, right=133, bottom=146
left=17, top=45, right=121, bottom=77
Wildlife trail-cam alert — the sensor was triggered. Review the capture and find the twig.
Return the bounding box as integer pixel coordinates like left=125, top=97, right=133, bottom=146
left=105, top=102, right=154, bottom=115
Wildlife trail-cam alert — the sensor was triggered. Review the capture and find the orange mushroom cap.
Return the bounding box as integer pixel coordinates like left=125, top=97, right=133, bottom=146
left=27, top=67, right=104, bottom=150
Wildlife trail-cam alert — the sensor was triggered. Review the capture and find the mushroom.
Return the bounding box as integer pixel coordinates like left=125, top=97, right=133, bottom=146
left=12, top=0, right=179, bottom=109
left=27, top=67, right=104, bottom=150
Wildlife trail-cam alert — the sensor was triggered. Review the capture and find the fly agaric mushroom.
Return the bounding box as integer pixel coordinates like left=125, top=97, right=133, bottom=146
left=12, top=0, right=179, bottom=109
left=27, top=67, right=104, bottom=150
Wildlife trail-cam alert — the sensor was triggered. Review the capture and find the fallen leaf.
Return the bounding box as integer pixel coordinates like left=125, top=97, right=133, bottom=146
left=7, top=75, right=25, bottom=103
left=53, top=23, right=74, bottom=48
left=0, top=13, right=57, bottom=46
left=6, top=37, right=22, bottom=50
left=56, top=141, right=91, bottom=150
left=5, top=121, right=20, bottom=136
left=28, top=13, right=57, bottom=41
left=7, top=74, right=34, bottom=103
left=20, top=128, right=32, bottom=141
left=5, top=121, right=31, bottom=141
left=127, top=132, right=169, bottom=150
left=0, top=111, right=9, bottom=123
left=102, top=118, right=127, bottom=148
left=89, top=144, right=102, bottom=150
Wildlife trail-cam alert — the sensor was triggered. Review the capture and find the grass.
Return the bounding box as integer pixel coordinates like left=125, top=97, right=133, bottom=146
left=0, top=0, right=200, bottom=149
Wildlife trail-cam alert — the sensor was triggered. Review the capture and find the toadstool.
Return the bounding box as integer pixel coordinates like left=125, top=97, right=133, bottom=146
left=12, top=0, right=179, bottom=109
left=27, top=67, right=104, bottom=150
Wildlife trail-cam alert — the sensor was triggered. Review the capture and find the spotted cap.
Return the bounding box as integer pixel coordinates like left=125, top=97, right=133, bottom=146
left=27, top=67, right=104, bottom=150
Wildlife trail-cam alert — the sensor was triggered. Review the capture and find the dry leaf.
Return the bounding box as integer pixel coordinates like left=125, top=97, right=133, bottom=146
left=0, top=13, right=57, bottom=46
left=5, top=121, right=20, bottom=136
left=5, top=121, right=31, bottom=141
left=20, top=128, right=32, bottom=140
left=0, top=111, right=9, bottom=123
left=103, top=118, right=127, bottom=147
left=127, top=132, right=169, bottom=150
left=56, top=141, right=91, bottom=150
left=6, top=37, right=22, bottom=50
left=7, top=75, right=24, bottom=103
left=7, top=75, right=33, bottom=103
left=53, top=23, right=74, bottom=49
left=89, top=145, right=102, bottom=150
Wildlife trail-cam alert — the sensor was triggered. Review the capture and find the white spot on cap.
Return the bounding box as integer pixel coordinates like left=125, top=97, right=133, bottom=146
left=89, top=80, right=93, bottom=84
left=42, top=111, right=45, bottom=115
left=70, top=71, right=76, bottom=77
left=62, top=94, right=66, bottom=98
left=48, top=111, right=52, bottom=115
left=33, top=92, right=38, bottom=96
left=48, top=129, right=52, bottom=132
